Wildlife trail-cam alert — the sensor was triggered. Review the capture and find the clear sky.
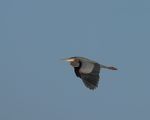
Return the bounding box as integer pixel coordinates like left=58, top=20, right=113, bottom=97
left=0, top=0, right=150, bottom=120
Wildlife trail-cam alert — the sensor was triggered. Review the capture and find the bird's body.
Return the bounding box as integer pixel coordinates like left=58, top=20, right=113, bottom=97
left=64, top=56, right=117, bottom=90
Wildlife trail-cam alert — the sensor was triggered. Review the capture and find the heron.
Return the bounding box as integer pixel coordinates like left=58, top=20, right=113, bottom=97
left=64, top=56, right=117, bottom=90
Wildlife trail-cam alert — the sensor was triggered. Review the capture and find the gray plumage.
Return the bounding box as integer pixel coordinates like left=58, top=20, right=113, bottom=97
left=80, top=63, right=100, bottom=89
left=64, top=56, right=117, bottom=90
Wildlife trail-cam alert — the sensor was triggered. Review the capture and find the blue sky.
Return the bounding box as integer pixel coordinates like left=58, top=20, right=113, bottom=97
left=0, top=0, right=150, bottom=120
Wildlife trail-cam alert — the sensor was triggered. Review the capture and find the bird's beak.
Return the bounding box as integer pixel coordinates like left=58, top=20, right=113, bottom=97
left=62, top=58, right=75, bottom=62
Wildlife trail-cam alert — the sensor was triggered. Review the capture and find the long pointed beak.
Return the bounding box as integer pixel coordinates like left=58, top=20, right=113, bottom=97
left=61, top=58, right=75, bottom=62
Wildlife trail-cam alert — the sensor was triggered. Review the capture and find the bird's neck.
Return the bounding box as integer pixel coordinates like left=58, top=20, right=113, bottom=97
left=74, top=61, right=82, bottom=77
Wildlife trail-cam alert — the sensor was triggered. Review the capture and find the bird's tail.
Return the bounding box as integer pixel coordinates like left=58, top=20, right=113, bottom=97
left=100, top=65, right=118, bottom=70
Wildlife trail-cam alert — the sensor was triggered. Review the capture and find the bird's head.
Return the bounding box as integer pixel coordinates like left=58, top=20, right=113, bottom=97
left=63, top=57, right=80, bottom=67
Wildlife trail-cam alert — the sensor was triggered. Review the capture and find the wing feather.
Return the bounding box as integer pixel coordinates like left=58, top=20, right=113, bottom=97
left=80, top=63, right=100, bottom=90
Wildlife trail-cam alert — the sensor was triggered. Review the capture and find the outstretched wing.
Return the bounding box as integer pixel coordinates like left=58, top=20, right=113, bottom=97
left=80, top=63, right=100, bottom=90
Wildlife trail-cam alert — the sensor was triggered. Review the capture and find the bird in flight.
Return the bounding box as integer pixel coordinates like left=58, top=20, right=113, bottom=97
left=64, top=56, right=117, bottom=90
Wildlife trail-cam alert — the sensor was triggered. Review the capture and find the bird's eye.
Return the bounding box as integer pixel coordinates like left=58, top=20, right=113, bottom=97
left=71, top=62, right=79, bottom=67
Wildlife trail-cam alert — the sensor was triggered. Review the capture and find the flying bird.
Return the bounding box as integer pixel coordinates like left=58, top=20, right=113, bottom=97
left=64, top=56, right=117, bottom=90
